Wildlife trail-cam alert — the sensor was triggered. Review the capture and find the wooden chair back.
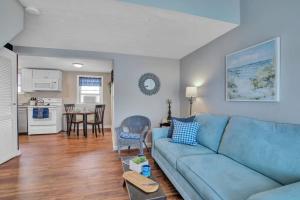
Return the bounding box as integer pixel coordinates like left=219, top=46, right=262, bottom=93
left=64, top=104, right=75, bottom=112
left=64, top=104, right=75, bottom=122
left=95, top=104, right=105, bottom=124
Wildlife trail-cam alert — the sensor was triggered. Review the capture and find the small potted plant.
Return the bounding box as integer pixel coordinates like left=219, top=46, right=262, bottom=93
left=129, top=156, right=149, bottom=173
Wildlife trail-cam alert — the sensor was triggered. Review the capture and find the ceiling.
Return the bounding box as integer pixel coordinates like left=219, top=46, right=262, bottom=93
left=121, top=0, right=240, bottom=24
left=18, top=55, right=113, bottom=72
left=13, top=0, right=238, bottom=59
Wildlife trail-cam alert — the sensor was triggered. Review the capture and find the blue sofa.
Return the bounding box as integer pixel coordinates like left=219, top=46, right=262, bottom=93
left=152, top=114, right=300, bottom=200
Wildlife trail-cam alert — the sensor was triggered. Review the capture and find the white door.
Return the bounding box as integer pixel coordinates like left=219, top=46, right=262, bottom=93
left=0, top=48, right=19, bottom=164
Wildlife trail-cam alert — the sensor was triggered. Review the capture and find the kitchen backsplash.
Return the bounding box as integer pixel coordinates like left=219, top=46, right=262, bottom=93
left=18, top=91, right=62, bottom=105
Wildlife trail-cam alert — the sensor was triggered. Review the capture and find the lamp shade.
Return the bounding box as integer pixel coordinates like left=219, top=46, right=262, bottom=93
left=186, top=86, right=197, bottom=98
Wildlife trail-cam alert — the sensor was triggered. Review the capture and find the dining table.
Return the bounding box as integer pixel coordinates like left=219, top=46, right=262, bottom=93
left=63, top=111, right=95, bottom=137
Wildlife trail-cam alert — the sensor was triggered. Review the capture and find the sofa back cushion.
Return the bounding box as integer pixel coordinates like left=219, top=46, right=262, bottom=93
left=219, top=116, right=300, bottom=185
left=194, top=114, right=229, bottom=152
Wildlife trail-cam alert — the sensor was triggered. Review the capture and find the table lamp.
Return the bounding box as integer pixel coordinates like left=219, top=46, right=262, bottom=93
left=186, top=86, right=197, bottom=116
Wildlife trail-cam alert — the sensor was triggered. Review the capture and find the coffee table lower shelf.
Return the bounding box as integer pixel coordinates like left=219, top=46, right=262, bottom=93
left=121, top=157, right=166, bottom=200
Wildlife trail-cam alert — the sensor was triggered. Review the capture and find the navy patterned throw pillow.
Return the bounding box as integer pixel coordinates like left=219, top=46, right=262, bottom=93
left=167, top=116, right=195, bottom=138
left=171, top=119, right=200, bottom=146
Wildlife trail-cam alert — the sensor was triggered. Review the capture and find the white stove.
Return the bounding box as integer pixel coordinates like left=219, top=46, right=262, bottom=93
left=28, top=98, right=63, bottom=135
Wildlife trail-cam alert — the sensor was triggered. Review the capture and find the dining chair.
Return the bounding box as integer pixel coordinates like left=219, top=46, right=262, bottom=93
left=87, top=104, right=105, bottom=137
left=64, top=104, right=83, bottom=136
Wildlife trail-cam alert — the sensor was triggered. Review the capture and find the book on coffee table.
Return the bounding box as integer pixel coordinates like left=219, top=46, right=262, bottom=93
left=123, top=171, right=159, bottom=193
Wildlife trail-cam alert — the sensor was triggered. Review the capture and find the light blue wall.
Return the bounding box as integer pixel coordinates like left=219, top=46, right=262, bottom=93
left=180, top=0, right=300, bottom=124
left=122, top=0, right=240, bottom=24
left=0, top=0, right=24, bottom=47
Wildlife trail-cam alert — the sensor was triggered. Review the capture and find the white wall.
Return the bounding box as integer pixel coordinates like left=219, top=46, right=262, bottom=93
left=0, top=0, right=24, bottom=47
left=113, top=55, right=180, bottom=147
left=180, top=0, right=300, bottom=124
left=114, top=55, right=180, bottom=125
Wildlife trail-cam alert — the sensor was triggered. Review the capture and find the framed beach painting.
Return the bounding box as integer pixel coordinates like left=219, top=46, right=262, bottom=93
left=226, top=37, right=280, bottom=102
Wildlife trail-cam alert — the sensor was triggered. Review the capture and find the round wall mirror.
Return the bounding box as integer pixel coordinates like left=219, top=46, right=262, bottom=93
left=144, top=79, right=155, bottom=90
left=139, top=73, right=160, bottom=96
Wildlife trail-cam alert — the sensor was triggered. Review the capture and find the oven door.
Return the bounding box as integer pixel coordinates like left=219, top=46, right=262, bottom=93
left=28, top=107, right=57, bottom=126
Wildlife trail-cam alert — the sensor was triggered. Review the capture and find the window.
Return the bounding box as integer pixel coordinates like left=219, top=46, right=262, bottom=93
left=77, top=76, right=103, bottom=104
left=18, top=73, right=22, bottom=94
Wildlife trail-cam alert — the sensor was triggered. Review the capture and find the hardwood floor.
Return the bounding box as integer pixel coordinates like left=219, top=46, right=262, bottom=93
left=0, top=131, right=181, bottom=200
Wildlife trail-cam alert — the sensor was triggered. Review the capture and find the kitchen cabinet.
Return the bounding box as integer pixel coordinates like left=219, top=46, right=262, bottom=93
left=33, top=69, right=62, bottom=80
left=21, top=69, right=62, bottom=92
left=32, top=69, right=62, bottom=91
left=21, top=68, right=33, bottom=92
left=18, top=107, right=27, bottom=133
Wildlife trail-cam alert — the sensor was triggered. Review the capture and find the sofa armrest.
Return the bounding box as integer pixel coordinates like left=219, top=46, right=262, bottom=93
left=247, top=182, right=300, bottom=200
left=152, top=127, right=169, bottom=144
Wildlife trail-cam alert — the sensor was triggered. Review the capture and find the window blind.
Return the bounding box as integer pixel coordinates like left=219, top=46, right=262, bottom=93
left=79, top=77, right=101, bottom=87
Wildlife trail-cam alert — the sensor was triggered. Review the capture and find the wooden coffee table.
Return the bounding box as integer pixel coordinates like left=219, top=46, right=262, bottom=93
left=121, top=157, right=166, bottom=200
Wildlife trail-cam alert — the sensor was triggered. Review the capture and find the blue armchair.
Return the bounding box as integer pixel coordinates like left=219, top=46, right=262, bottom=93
left=115, top=115, right=151, bottom=155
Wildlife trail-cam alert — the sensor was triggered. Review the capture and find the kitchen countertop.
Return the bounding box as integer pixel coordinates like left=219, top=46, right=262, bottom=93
left=28, top=105, right=58, bottom=108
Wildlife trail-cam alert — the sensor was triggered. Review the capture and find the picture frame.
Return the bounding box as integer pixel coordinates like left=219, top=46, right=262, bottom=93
left=226, top=37, right=280, bottom=102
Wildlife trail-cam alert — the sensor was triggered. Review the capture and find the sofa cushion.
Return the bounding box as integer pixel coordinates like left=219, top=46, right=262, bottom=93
left=154, top=138, right=214, bottom=167
left=171, top=120, right=200, bottom=145
left=247, top=181, right=300, bottom=200
left=194, top=113, right=229, bottom=151
left=119, top=132, right=140, bottom=140
left=167, top=116, right=195, bottom=138
left=177, top=154, right=280, bottom=200
left=218, top=116, right=300, bottom=185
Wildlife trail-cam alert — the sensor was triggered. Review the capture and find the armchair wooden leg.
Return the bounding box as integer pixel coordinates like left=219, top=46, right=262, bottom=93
left=101, top=123, right=104, bottom=136
left=98, top=124, right=101, bottom=133
left=67, top=120, right=71, bottom=136
left=95, top=124, right=98, bottom=137
left=77, top=124, right=79, bottom=137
